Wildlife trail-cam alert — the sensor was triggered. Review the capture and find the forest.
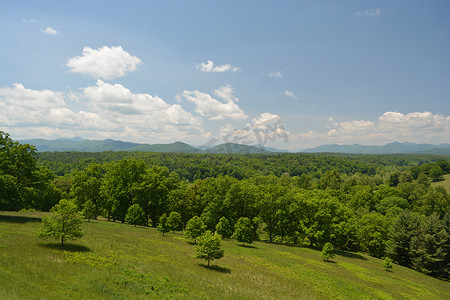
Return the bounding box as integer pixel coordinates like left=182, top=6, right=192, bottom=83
left=1, top=131, right=449, bottom=279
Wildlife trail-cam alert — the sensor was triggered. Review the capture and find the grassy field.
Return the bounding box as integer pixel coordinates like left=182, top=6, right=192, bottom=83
left=431, top=174, right=450, bottom=192
left=1, top=212, right=449, bottom=299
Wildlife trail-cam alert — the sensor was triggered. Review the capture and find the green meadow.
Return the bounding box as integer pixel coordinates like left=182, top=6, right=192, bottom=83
left=432, top=174, right=450, bottom=192
left=1, top=211, right=448, bottom=299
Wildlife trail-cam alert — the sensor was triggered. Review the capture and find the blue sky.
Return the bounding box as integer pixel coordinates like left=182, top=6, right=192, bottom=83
left=1, top=0, right=449, bottom=150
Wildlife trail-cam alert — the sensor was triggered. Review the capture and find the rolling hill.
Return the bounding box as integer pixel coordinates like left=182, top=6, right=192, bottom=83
left=1, top=211, right=449, bottom=299
left=20, top=138, right=450, bottom=155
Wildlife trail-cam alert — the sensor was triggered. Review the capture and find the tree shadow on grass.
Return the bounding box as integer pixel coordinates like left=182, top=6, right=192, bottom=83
left=237, top=244, right=258, bottom=249
left=323, top=259, right=337, bottom=264
left=335, top=250, right=368, bottom=261
left=0, top=215, right=41, bottom=223
left=39, top=242, right=91, bottom=252
left=199, top=264, right=231, bottom=273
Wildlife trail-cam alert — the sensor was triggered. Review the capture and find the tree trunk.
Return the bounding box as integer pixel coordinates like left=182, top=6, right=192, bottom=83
left=208, top=260, right=210, bottom=267
left=61, top=236, right=64, bottom=247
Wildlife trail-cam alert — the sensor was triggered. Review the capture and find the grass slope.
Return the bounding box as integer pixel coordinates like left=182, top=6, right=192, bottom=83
left=431, top=174, right=450, bottom=192
left=1, top=212, right=449, bottom=299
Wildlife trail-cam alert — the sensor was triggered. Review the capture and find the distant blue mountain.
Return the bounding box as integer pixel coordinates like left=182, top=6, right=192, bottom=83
left=301, top=142, right=450, bottom=155
left=19, top=138, right=282, bottom=154
left=19, top=138, right=450, bottom=155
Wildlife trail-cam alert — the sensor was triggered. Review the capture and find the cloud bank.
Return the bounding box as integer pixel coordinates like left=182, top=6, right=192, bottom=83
left=0, top=82, right=202, bottom=142
left=293, top=111, right=450, bottom=148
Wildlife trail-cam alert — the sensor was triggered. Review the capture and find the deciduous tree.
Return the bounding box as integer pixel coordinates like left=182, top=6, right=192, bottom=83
left=194, top=230, right=224, bottom=267
left=158, top=213, right=170, bottom=235
left=167, top=211, right=183, bottom=233
left=125, top=204, right=146, bottom=227
left=321, top=242, right=335, bottom=261
left=233, top=217, right=254, bottom=246
left=185, top=216, right=206, bottom=243
left=215, top=216, right=233, bottom=238
left=36, top=199, right=83, bottom=247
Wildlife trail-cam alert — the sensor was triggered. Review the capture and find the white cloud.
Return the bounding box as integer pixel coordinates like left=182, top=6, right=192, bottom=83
left=196, top=60, right=240, bottom=73
left=178, top=85, right=247, bottom=120
left=290, top=111, right=450, bottom=148
left=41, top=27, right=58, bottom=35
left=0, top=82, right=203, bottom=143
left=218, top=112, right=290, bottom=147
left=83, top=80, right=201, bottom=128
left=67, top=46, right=142, bottom=80
left=354, top=8, right=381, bottom=17
left=269, top=71, right=282, bottom=78
left=0, top=83, right=66, bottom=126
left=285, top=90, right=297, bottom=100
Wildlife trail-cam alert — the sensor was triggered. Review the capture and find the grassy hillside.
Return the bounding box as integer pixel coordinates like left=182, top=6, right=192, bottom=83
left=1, top=212, right=448, bottom=299
left=431, top=174, right=450, bottom=192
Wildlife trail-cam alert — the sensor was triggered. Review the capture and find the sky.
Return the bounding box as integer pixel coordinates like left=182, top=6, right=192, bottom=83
left=1, top=0, right=449, bottom=150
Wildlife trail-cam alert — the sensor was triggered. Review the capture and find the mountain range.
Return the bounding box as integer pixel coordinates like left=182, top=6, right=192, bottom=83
left=20, top=138, right=450, bottom=155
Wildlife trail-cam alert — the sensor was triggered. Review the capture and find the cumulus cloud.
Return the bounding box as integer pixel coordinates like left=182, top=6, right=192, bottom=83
left=83, top=80, right=201, bottom=127
left=0, top=83, right=66, bottom=126
left=0, top=82, right=203, bottom=142
left=178, top=85, right=247, bottom=120
left=67, top=46, right=142, bottom=80
left=41, top=27, right=58, bottom=35
left=354, top=8, right=381, bottom=17
left=269, top=71, right=282, bottom=78
left=218, top=112, right=290, bottom=147
left=285, top=90, right=297, bottom=100
left=196, top=60, right=240, bottom=73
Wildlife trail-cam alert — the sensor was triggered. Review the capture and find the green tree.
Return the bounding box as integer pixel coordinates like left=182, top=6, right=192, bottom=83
left=35, top=199, right=83, bottom=247
left=158, top=213, right=170, bottom=235
left=321, top=242, right=335, bottom=261
left=0, top=131, right=58, bottom=211
left=194, top=230, right=224, bottom=267
left=410, top=213, right=448, bottom=276
left=82, top=200, right=96, bottom=222
left=70, top=163, right=105, bottom=218
left=0, top=174, right=21, bottom=211
left=233, top=217, right=254, bottom=246
left=383, top=257, right=393, bottom=271
left=357, top=213, right=388, bottom=258
left=167, top=211, right=183, bottom=233
left=185, top=216, right=207, bottom=243
left=125, top=204, right=146, bottom=227
left=215, top=216, right=233, bottom=238
left=387, top=210, right=421, bottom=267
left=428, top=165, right=444, bottom=182
left=101, top=159, right=146, bottom=223
left=320, top=169, right=342, bottom=190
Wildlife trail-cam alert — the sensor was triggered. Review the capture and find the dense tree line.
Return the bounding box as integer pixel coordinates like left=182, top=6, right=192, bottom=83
left=1, top=133, right=449, bottom=278
left=36, top=150, right=448, bottom=181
